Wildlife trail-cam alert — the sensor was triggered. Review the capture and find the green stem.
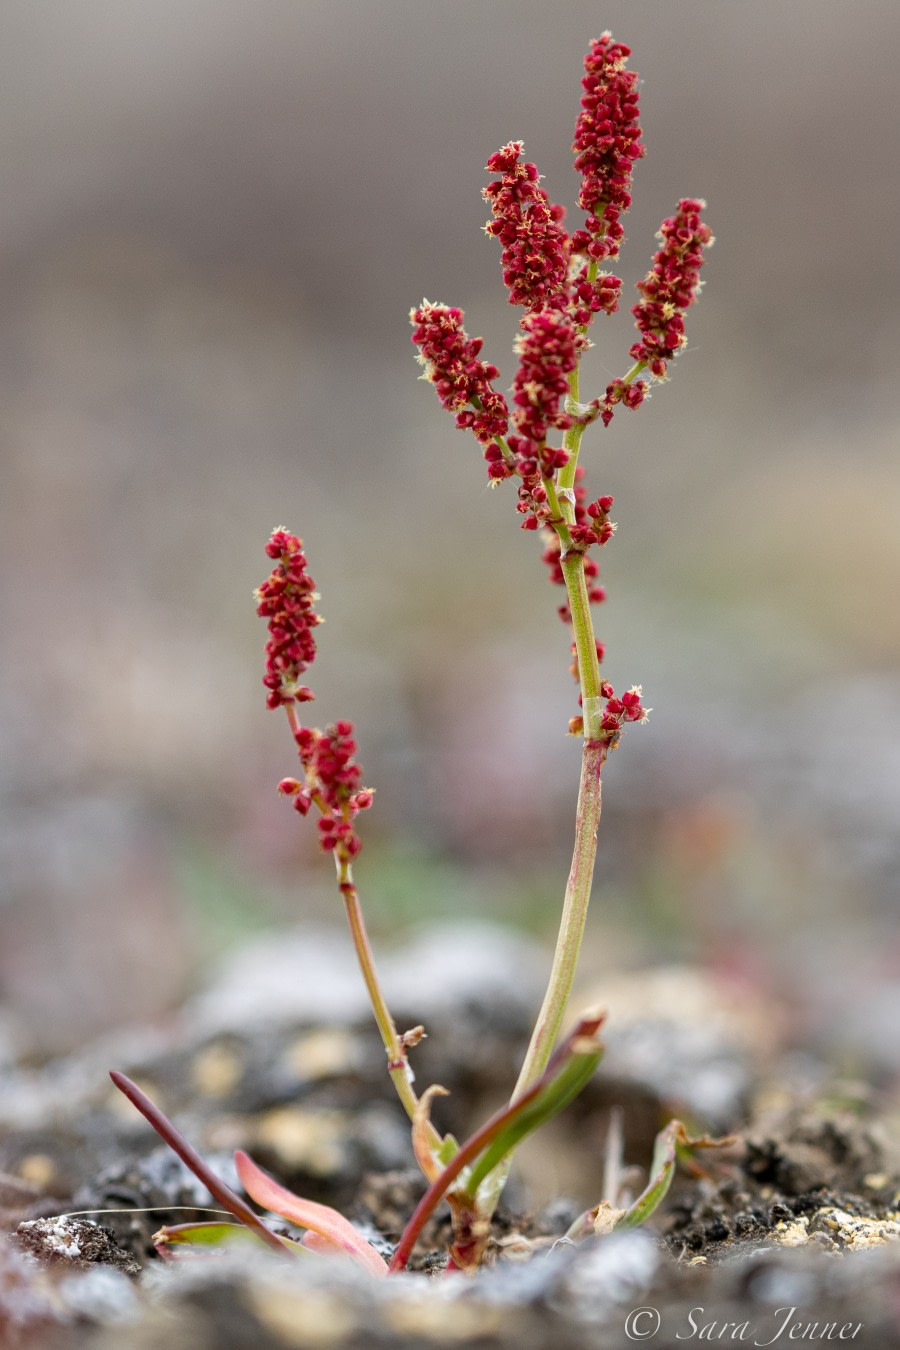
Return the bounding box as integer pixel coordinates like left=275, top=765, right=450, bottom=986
left=557, top=361, right=588, bottom=497
left=512, top=735, right=606, bottom=1097
left=337, top=861, right=420, bottom=1122
left=480, top=332, right=612, bottom=1217
left=561, top=551, right=603, bottom=727
left=622, top=357, right=648, bottom=386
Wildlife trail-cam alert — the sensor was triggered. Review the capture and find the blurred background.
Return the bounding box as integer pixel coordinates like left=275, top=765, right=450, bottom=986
left=2, top=0, right=898, bottom=1073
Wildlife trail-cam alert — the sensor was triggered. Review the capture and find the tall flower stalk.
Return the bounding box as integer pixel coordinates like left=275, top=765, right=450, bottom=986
left=412, top=37, right=710, bottom=1113
left=406, top=34, right=712, bottom=1248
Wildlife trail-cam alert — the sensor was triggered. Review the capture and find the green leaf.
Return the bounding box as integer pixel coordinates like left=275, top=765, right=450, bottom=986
left=462, top=1037, right=602, bottom=1199
left=154, top=1221, right=307, bottom=1257
left=614, top=1120, right=733, bottom=1230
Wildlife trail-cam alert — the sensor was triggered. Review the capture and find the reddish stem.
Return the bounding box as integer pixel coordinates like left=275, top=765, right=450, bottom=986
left=108, top=1071, right=288, bottom=1254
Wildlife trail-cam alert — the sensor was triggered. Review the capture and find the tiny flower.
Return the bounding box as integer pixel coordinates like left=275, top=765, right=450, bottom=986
left=483, top=142, right=570, bottom=311
left=598, top=682, right=650, bottom=744
left=631, top=198, right=714, bottom=378
left=293, top=722, right=372, bottom=862
left=600, top=376, right=648, bottom=426
left=255, top=529, right=321, bottom=709
left=567, top=262, right=622, bottom=327
left=571, top=33, right=645, bottom=262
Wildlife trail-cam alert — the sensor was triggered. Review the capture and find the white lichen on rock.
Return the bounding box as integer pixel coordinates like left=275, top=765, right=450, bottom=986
left=17, top=1218, right=85, bottom=1259
left=774, top=1206, right=900, bottom=1252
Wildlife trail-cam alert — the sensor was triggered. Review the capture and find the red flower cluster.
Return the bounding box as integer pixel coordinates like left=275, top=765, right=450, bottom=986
left=631, top=198, right=713, bottom=378
left=255, top=529, right=321, bottom=710
left=570, top=493, right=616, bottom=550
left=258, top=532, right=373, bottom=862
left=411, top=33, right=709, bottom=727
left=568, top=262, right=622, bottom=328
left=599, top=683, right=649, bottom=742
left=483, top=142, right=570, bottom=311
left=571, top=32, right=645, bottom=262
left=599, top=374, right=649, bottom=427
left=410, top=302, right=510, bottom=470
left=279, top=721, right=373, bottom=860
left=568, top=682, right=648, bottom=741
left=509, top=308, right=580, bottom=480
left=482, top=141, right=622, bottom=330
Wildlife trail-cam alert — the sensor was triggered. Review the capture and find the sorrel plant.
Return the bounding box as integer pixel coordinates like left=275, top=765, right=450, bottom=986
left=113, top=32, right=717, bottom=1275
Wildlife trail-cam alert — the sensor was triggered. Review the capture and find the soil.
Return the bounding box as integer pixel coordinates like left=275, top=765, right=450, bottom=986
left=1, top=926, right=898, bottom=1348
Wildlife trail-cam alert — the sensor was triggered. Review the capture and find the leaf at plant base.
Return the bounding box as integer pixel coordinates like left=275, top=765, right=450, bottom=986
left=613, top=1120, right=734, bottom=1231
left=234, top=1151, right=387, bottom=1277
left=388, top=1009, right=606, bottom=1273
left=461, top=1010, right=606, bottom=1199
left=153, top=1221, right=307, bottom=1259
left=412, top=1084, right=460, bottom=1183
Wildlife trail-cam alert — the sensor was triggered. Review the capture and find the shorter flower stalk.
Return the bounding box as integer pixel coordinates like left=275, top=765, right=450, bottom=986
left=256, top=530, right=435, bottom=1141
left=338, top=860, right=422, bottom=1125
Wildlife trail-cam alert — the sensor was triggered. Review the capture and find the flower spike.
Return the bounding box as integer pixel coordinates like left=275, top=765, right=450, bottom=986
left=509, top=308, right=581, bottom=477
left=255, top=529, right=321, bottom=710
left=257, top=534, right=373, bottom=862
left=483, top=142, right=570, bottom=311
left=631, top=198, right=714, bottom=378
left=571, top=33, right=645, bottom=261
left=410, top=301, right=511, bottom=477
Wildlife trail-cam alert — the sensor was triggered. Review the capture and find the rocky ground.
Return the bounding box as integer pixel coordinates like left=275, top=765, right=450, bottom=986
left=1, top=924, right=898, bottom=1348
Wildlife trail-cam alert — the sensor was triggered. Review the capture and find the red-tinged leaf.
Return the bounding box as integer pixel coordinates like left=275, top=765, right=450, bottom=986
left=412, top=1084, right=457, bottom=1184
left=234, top=1151, right=387, bottom=1278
